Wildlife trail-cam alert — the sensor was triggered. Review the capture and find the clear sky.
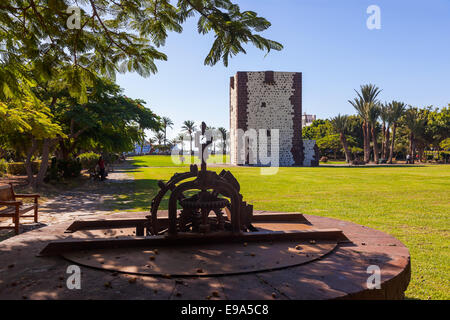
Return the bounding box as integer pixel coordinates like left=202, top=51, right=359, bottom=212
left=116, top=0, right=450, bottom=140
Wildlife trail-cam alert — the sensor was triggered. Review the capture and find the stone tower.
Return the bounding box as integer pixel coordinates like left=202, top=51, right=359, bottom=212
left=229, top=71, right=318, bottom=167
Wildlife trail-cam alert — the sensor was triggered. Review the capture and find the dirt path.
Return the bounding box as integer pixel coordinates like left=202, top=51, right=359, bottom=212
left=0, top=162, right=136, bottom=240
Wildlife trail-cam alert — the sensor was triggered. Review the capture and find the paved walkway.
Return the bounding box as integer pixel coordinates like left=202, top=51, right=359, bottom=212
left=0, top=162, right=136, bottom=239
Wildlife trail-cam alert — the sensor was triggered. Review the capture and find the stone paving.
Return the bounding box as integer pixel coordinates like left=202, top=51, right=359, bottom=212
left=0, top=163, right=136, bottom=239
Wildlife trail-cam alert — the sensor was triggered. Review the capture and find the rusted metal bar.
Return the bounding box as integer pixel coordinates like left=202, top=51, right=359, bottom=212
left=65, top=219, right=149, bottom=233
left=38, top=228, right=347, bottom=256
left=251, top=212, right=310, bottom=223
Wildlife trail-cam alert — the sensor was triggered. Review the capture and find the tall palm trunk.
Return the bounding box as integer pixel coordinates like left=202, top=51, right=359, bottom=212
left=339, top=133, right=352, bottom=163
left=371, top=125, right=379, bottom=163
left=164, top=127, right=167, bottom=146
left=384, top=127, right=390, bottom=160
left=381, top=123, right=386, bottom=159
left=366, top=122, right=371, bottom=162
left=409, top=133, right=415, bottom=164
left=388, top=123, right=397, bottom=164
left=363, top=121, right=370, bottom=163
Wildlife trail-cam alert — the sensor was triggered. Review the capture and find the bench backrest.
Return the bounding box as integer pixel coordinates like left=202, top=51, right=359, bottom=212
left=0, top=184, right=15, bottom=201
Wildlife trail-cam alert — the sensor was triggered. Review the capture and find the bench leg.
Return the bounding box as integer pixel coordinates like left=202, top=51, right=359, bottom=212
left=14, top=206, right=20, bottom=235
left=34, top=198, right=38, bottom=223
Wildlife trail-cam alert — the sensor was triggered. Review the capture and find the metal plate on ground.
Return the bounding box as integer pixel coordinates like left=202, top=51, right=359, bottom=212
left=63, top=239, right=337, bottom=276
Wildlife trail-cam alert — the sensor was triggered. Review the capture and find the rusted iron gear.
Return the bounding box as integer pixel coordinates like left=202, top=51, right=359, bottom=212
left=180, top=198, right=230, bottom=210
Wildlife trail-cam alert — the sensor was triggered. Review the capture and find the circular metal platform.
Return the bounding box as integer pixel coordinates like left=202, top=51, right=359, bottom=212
left=63, top=240, right=337, bottom=276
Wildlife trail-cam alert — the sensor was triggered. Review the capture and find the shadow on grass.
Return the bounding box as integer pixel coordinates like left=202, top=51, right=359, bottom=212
left=102, top=177, right=165, bottom=212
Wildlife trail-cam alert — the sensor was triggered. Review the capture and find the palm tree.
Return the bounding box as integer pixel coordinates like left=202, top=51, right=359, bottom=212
left=176, top=133, right=187, bottom=154
left=181, top=120, right=197, bottom=155
left=161, top=116, right=174, bottom=146
left=154, top=132, right=165, bottom=145
left=349, top=84, right=382, bottom=163
left=368, top=103, right=381, bottom=163
left=218, top=127, right=227, bottom=155
left=330, top=114, right=352, bottom=163
left=403, top=107, right=427, bottom=164
left=387, top=101, right=406, bottom=163
left=379, top=103, right=391, bottom=160
left=349, top=97, right=370, bottom=162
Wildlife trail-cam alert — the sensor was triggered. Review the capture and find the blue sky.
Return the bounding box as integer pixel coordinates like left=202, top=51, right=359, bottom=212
left=116, top=0, right=450, bottom=140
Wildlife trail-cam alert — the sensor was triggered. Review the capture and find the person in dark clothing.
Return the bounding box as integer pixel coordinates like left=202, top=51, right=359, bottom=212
left=98, top=156, right=106, bottom=181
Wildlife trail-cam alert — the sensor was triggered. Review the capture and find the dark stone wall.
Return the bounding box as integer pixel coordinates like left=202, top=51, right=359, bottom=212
left=290, top=72, right=304, bottom=166
left=236, top=72, right=249, bottom=131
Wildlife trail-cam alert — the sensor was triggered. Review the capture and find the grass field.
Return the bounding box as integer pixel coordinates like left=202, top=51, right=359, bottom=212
left=132, top=155, right=230, bottom=167
left=110, top=156, right=450, bottom=300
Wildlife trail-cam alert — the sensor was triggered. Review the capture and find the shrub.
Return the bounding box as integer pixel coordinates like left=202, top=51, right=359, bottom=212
left=45, top=158, right=82, bottom=182
left=352, top=158, right=365, bottom=165
left=78, top=152, right=100, bottom=170
left=0, top=159, right=7, bottom=176
left=6, top=161, right=40, bottom=175
left=104, top=153, right=119, bottom=165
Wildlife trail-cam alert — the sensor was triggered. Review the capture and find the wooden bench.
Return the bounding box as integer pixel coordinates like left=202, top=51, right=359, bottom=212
left=0, top=183, right=40, bottom=235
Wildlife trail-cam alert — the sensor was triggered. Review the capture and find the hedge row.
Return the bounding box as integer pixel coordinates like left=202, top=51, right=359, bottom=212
left=0, top=153, right=103, bottom=177
left=1, top=161, right=42, bottom=175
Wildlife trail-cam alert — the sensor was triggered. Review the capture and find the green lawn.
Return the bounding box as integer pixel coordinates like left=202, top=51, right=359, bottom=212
left=132, top=154, right=229, bottom=167
left=110, top=156, right=450, bottom=300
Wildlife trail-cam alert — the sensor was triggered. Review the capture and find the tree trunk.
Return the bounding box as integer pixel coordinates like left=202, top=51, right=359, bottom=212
left=409, top=133, right=415, bottom=164
left=363, top=121, right=370, bottom=163
left=58, top=140, right=71, bottom=160
left=381, top=123, right=386, bottom=159
left=340, top=133, right=352, bottom=163
left=371, top=125, right=379, bottom=163
left=25, top=139, right=38, bottom=184
left=33, top=139, right=53, bottom=190
left=164, top=127, right=167, bottom=146
left=388, top=123, right=397, bottom=164
left=384, top=127, right=390, bottom=160
left=366, top=122, right=372, bottom=162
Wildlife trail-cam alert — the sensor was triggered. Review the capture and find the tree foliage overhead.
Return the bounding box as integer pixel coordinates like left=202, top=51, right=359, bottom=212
left=1, top=0, right=282, bottom=187
left=0, top=0, right=282, bottom=101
